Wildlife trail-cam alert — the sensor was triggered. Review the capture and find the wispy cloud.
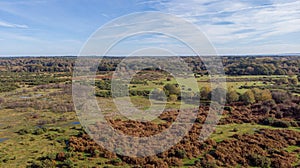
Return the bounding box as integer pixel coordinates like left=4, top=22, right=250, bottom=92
left=101, top=13, right=110, bottom=18
left=136, top=0, right=299, bottom=54
left=151, top=0, right=300, bottom=44
left=0, top=20, right=28, bottom=28
left=0, top=0, right=299, bottom=56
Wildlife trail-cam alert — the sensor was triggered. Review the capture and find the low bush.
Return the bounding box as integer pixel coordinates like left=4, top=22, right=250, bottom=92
left=272, top=120, right=291, bottom=128
left=32, top=127, right=46, bottom=135
left=224, top=106, right=233, bottom=112
left=18, top=128, right=32, bottom=135
left=247, top=154, right=271, bottom=168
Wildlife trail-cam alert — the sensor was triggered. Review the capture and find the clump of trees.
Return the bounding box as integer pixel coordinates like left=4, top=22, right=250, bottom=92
left=162, top=84, right=181, bottom=102
left=201, top=87, right=272, bottom=105
left=163, top=84, right=180, bottom=96
left=239, top=88, right=272, bottom=105
left=0, top=57, right=74, bottom=72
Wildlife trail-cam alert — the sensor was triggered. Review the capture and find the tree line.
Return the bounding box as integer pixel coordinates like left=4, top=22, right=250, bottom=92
left=0, top=56, right=299, bottom=76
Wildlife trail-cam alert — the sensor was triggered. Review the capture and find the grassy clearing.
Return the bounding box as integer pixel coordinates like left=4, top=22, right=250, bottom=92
left=210, top=123, right=300, bottom=142
left=95, top=96, right=197, bottom=124
left=0, top=124, right=80, bottom=167
left=285, top=145, right=300, bottom=152
left=182, top=157, right=201, bottom=167
left=285, top=145, right=300, bottom=166
left=126, top=75, right=288, bottom=97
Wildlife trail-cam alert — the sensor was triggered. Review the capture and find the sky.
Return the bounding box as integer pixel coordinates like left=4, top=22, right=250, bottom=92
left=0, top=0, right=299, bottom=56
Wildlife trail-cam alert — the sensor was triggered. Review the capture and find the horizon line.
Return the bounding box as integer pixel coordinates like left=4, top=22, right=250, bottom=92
left=1, top=53, right=300, bottom=58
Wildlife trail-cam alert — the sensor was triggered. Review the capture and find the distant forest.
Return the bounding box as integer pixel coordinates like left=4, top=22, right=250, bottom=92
left=0, top=56, right=299, bottom=76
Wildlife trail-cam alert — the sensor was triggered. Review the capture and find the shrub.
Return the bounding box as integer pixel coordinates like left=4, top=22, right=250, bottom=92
left=262, top=99, right=276, bottom=107
left=93, top=149, right=100, bottom=157
left=289, top=77, right=298, bottom=85
left=163, top=84, right=180, bottom=96
left=272, top=91, right=291, bottom=104
left=168, top=94, right=178, bottom=102
left=27, top=161, right=43, bottom=168
left=272, top=120, right=291, bottom=128
left=226, top=90, right=239, bottom=103
left=18, top=128, right=32, bottom=135
left=275, top=111, right=283, bottom=119
left=174, top=149, right=186, bottom=159
left=260, top=89, right=272, bottom=101
left=45, top=153, right=57, bottom=160
left=224, top=106, right=233, bottom=112
left=247, top=154, right=271, bottom=168
left=260, top=117, right=275, bottom=125
left=261, top=117, right=291, bottom=128
left=62, top=159, right=74, bottom=167
left=166, top=157, right=183, bottom=166
left=260, top=106, right=271, bottom=115
left=200, top=86, right=211, bottom=100
left=33, top=127, right=45, bottom=135
left=198, top=157, right=217, bottom=168
left=95, top=90, right=111, bottom=98
left=232, top=128, right=238, bottom=132
left=56, top=152, right=66, bottom=161
left=109, top=158, right=122, bottom=166
left=290, top=121, right=298, bottom=127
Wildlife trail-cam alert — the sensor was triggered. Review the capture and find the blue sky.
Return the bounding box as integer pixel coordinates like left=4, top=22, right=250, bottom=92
left=0, top=0, right=299, bottom=56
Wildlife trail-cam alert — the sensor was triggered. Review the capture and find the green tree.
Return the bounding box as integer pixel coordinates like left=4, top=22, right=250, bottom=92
left=276, top=78, right=288, bottom=85
left=211, top=87, right=226, bottom=104
left=226, top=89, right=239, bottom=103
left=163, top=84, right=180, bottom=96
left=168, top=94, right=178, bottom=102
left=251, top=88, right=261, bottom=101
left=274, top=69, right=286, bottom=75
left=251, top=88, right=272, bottom=102
left=200, top=86, right=211, bottom=100
left=289, top=77, right=298, bottom=85
left=260, top=89, right=272, bottom=101
left=240, top=90, right=255, bottom=104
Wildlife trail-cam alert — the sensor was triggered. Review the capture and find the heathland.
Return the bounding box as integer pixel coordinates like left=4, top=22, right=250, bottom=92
left=0, top=56, right=299, bottom=167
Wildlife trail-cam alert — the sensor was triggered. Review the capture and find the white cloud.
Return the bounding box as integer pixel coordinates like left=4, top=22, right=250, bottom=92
left=151, top=0, right=300, bottom=49
left=0, top=20, right=28, bottom=28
